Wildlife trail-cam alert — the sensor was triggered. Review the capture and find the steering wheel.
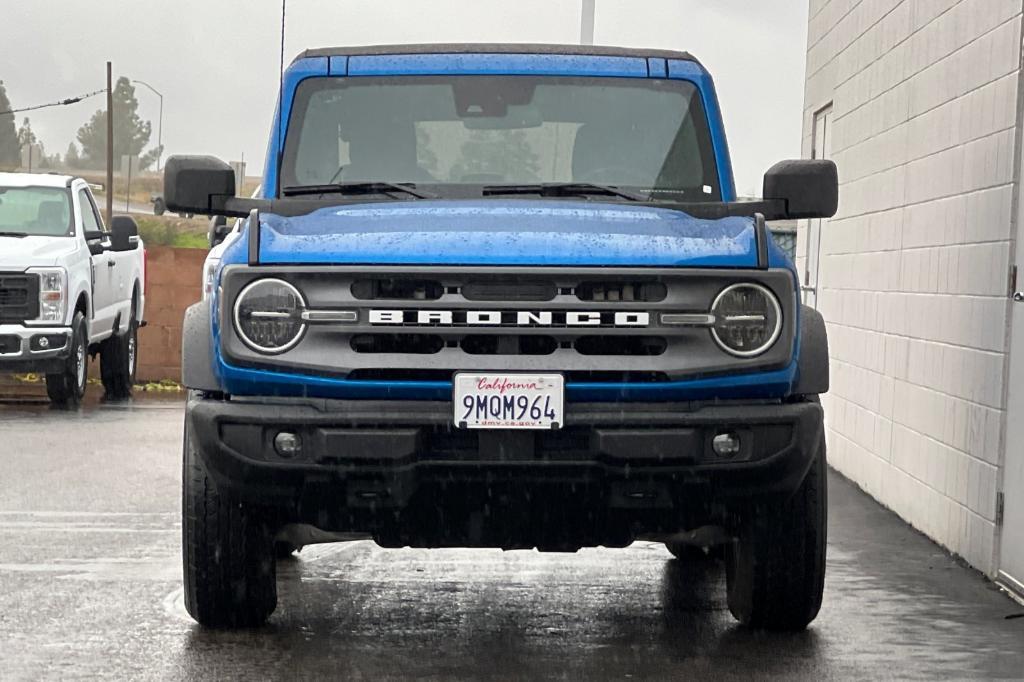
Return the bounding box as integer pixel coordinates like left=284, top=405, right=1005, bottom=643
left=575, top=166, right=651, bottom=187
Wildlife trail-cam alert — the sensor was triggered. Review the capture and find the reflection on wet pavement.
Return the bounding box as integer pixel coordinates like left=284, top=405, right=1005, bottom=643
left=0, top=397, right=1022, bottom=679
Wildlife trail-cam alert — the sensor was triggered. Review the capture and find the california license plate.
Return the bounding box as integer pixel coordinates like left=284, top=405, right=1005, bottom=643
left=454, top=373, right=564, bottom=429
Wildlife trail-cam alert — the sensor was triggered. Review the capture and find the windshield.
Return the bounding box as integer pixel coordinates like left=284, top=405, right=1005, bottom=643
left=0, top=186, right=73, bottom=237
left=281, top=76, right=720, bottom=200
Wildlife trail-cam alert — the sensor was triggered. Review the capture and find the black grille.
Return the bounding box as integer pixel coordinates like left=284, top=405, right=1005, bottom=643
left=0, top=274, right=39, bottom=323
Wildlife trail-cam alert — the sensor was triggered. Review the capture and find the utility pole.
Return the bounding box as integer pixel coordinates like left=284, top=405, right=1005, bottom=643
left=580, top=0, right=596, bottom=45
left=131, top=79, right=163, bottom=171
left=105, top=61, right=113, bottom=226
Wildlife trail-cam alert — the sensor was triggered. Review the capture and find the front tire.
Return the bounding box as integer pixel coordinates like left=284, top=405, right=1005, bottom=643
left=182, top=417, right=277, bottom=628
left=45, top=311, right=88, bottom=407
left=100, top=304, right=138, bottom=400
left=725, top=433, right=827, bottom=630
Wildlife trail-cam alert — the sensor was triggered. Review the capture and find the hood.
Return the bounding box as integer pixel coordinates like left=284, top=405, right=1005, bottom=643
left=235, top=200, right=759, bottom=267
left=0, top=236, right=78, bottom=268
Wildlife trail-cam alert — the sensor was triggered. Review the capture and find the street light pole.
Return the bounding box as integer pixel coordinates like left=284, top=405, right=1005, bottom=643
left=131, top=79, right=163, bottom=171
left=580, top=0, right=596, bottom=45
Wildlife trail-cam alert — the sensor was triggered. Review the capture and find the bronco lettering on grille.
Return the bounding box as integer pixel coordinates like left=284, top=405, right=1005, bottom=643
left=368, top=310, right=650, bottom=327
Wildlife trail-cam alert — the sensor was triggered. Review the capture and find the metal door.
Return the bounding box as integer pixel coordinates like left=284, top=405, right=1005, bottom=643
left=803, top=105, right=832, bottom=308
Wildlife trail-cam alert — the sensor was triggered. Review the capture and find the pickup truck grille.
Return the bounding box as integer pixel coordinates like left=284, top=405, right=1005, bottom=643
left=219, top=266, right=797, bottom=384
left=0, top=274, right=39, bottom=323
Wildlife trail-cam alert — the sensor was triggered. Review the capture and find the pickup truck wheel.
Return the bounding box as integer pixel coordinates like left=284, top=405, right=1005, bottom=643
left=182, top=419, right=277, bottom=628
left=45, top=312, right=88, bottom=407
left=100, top=307, right=137, bottom=400
left=725, top=432, right=827, bottom=631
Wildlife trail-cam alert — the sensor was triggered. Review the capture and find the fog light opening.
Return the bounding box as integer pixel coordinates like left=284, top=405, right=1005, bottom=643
left=38, top=336, right=49, bottom=349
left=712, top=432, right=742, bottom=458
left=274, top=431, right=302, bottom=458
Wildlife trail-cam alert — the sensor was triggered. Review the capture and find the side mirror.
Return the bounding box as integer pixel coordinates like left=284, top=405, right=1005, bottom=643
left=763, top=160, right=838, bottom=219
left=209, top=215, right=232, bottom=248
left=110, top=216, right=140, bottom=252
left=164, top=155, right=236, bottom=216
left=84, top=229, right=106, bottom=256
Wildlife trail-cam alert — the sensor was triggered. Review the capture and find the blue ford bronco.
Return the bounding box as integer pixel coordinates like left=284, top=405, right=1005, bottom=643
left=168, top=44, right=837, bottom=630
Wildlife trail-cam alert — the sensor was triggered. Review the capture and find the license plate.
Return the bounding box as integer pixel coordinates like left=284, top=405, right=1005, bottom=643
left=454, top=373, right=564, bottom=430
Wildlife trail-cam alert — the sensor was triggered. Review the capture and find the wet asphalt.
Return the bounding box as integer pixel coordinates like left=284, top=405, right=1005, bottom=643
left=0, top=394, right=1022, bottom=681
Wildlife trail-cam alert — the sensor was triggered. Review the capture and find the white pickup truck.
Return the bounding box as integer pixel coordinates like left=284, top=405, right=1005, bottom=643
left=0, top=172, right=146, bottom=405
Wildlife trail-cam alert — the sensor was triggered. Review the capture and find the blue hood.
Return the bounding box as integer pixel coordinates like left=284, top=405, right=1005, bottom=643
left=227, top=200, right=761, bottom=267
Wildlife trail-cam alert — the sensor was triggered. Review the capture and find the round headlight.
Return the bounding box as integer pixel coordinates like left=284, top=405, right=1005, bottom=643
left=233, top=278, right=306, bottom=354
left=710, top=283, right=782, bottom=357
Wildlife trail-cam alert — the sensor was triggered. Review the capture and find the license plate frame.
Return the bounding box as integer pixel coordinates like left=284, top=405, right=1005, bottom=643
left=453, top=372, right=565, bottom=430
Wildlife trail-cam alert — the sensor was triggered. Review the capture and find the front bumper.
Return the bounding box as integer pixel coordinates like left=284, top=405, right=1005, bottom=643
left=187, top=395, right=823, bottom=545
left=0, top=324, right=71, bottom=373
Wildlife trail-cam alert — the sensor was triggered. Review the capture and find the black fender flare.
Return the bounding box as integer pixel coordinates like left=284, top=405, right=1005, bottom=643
left=182, top=300, right=220, bottom=392
left=793, top=305, right=829, bottom=396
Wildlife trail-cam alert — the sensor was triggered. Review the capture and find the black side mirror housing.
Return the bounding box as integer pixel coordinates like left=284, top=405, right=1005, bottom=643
left=110, top=216, right=140, bottom=252
left=763, top=160, right=838, bottom=219
left=209, top=215, right=232, bottom=248
left=84, top=229, right=105, bottom=256
left=164, top=155, right=236, bottom=216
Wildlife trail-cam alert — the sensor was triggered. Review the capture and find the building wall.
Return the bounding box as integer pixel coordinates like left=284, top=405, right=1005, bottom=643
left=136, top=246, right=205, bottom=383
left=800, top=0, right=1022, bottom=573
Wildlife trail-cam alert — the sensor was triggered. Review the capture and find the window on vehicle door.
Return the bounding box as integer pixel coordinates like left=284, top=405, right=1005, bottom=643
left=280, top=75, right=721, bottom=201
left=77, top=189, right=105, bottom=235
left=0, top=186, right=73, bottom=237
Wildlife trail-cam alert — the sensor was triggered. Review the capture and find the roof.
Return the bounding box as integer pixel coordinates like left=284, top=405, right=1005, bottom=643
left=0, top=172, right=75, bottom=188
left=298, top=43, right=698, bottom=63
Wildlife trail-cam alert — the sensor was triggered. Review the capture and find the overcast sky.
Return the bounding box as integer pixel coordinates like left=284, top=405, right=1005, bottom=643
left=2, top=0, right=808, bottom=195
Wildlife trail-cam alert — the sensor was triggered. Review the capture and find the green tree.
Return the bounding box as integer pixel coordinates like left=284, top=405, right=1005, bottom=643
left=65, top=142, right=81, bottom=169
left=75, top=77, right=152, bottom=169
left=0, top=81, right=19, bottom=168
left=449, top=129, right=540, bottom=182
left=17, top=117, right=35, bottom=148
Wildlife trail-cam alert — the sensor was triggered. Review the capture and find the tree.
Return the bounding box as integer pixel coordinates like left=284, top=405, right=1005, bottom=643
left=17, top=117, right=35, bottom=148
left=139, top=144, right=163, bottom=172
left=75, top=77, right=152, bottom=169
left=0, top=81, right=19, bottom=168
left=65, top=142, right=81, bottom=169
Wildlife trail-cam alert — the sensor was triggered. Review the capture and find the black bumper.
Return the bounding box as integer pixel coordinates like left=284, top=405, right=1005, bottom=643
left=188, top=395, right=823, bottom=512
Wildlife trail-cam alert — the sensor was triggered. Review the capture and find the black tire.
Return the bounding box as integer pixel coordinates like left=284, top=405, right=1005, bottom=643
left=182, top=417, right=277, bottom=628
left=100, top=301, right=138, bottom=400
left=665, top=542, right=724, bottom=561
left=45, top=311, right=88, bottom=407
left=153, top=198, right=165, bottom=216
left=725, top=433, right=827, bottom=630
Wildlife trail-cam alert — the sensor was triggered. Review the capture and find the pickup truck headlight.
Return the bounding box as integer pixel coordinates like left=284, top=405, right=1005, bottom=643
left=27, top=267, right=67, bottom=325
left=233, top=278, right=306, bottom=353
left=710, top=283, right=782, bottom=357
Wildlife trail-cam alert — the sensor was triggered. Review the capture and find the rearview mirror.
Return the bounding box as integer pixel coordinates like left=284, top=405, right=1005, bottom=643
left=164, top=155, right=236, bottom=216
left=208, top=215, right=232, bottom=248
left=110, top=216, right=139, bottom=252
left=763, top=160, right=838, bottom=220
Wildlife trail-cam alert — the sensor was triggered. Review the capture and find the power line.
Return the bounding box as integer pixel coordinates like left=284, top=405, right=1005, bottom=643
left=0, top=88, right=104, bottom=117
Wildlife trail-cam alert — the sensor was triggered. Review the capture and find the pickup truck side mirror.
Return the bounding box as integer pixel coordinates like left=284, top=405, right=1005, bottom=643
left=164, top=155, right=236, bottom=216
left=763, top=160, right=838, bottom=220
left=110, top=216, right=140, bottom=252
left=84, top=229, right=106, bottom=256
left=209, top=215, right=232, bottom=248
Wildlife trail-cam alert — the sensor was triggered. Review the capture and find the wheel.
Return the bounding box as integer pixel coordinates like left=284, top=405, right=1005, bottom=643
left=182, top=417, right=277, bottom=628
left=153, top=198, right=165, bottom=216
left=725, top=432, right=827, bottom=630
left=45, top=311, right=88, bottom=407
left=665, top=541, right=724, bottom=561
left=100, top=302, right=138, bottom=400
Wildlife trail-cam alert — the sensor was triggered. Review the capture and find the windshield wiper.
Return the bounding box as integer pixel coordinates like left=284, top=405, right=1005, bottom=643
left=281, top=182, right=434, bottom=200
left=482, top=182, right=647, bottom=202
left=0, top=231, right=28, bottom=238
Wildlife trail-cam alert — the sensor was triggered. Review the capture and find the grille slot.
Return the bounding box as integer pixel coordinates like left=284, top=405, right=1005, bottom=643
left=462, top=280, right=556, bottom=301
left=351, top=334, right=444, bottom=354
left=351, top=279, right=444, bottom=300
left=574, top=336, right=667, bottom=356
left=0, top=274, right=39, bottom=323
left=576, top=281, right=667, bottom=302
left=461, top=335, right=557, bottom=355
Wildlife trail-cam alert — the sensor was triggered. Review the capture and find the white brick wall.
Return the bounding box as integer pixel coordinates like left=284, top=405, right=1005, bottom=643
left=800, top=0, right=1022, bottom=574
